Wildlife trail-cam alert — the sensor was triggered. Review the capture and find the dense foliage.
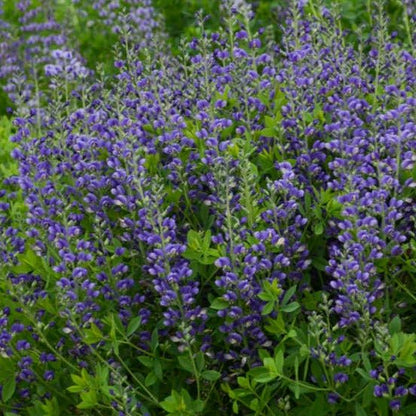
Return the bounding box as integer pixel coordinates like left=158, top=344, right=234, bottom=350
left=0, top=0, right=415, bottom=415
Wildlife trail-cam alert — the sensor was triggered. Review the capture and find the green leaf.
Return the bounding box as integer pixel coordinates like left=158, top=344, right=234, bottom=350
left=151, top=328, right=159, bottom=351
left=249, top=367, right=278, bottom=383
left=182, top=248, right=201, bottom=261
left=71, top=374, right=86, bottom=387
left=355, top=368, right=372, bottom=381
left=40, top=398, right=60, bottom=416
left=201, top=370, right=221, bottom=381
left=362, top=354, right=372, bottom=372
left=199, top=255, right=217, bottom=265
left=160, top=398, right=177, bottom=413
left=206, top=248, right=219, bottom=256
left=265, top=115, right=275, bottom=128
left=210, top=297, right=228, bottom=310
left=237, top=377, right=250, bottom=389
left=263, top=357, right=278, bottom=373
left=160, top=390, right=185, bottom=413
left=248, top=398, right=259, bottom=411
left=178, top=356, right=194, bottom=373
left=81, top=368, right=91, bottom=382
left=362, top=383, right=375, bottom=408
left=10, top=263, right=32, bottom=274
left=299, top=344, right=310, bottom=358
left=193, top=399, right=204, bottom=413
left=314, top=222, right=324, bottom=235
left=258, top=292, right=274, bottom=302
left=355, top=402, right=368, bottom=416
left=77, top=390, right=97, bottom=409
left=95, top=365, right=108, bottom=386
left=303, top=112, right=314, bottom=123
left=294, top=383, right=300, bottom=400
left=261, top=301, right=275, bottom=315
left=153, top=359, right=163, bottom=380
left=389, top=332, right=416, bottom=366
left=294, top=356, right=300, bottom=399
left=27, top=402, right=45, bottom=416
left=84, top=323, right=103, bottom=345
left=187, top=230, right=202, bottom=250
left=311, top=256, right=327, bottom=271
left=389, top=316, right=402, bottom=334
left=282, top=285, right=297, bottom=305
left=281, top=302, right=300, bottom=313
left=67, top=385, right=84, bottom=393
left=297, top=394, right=328, bottom=415
left=17, top=249, right=42, bottom=270
left=287, top=329, right=297, bottom=338
left=274, top=349, right=284, bottom=374
left=138, top=356, right=154, bottom=368
left=303, top=291, right=322, bottom=310
left=77, top=400, right=97, bottom=410
left=2, top=378, right=16, bottom=402
left=195, top=352, right=205, bottom=372
left=127, top=316, right=141, bottom=337
left=202, top=230, right=211, bottom=251
left=144, top=153, right=160, bottom=174
left=259, top=127, right=276, bottom=138
left=258, top=349, right=271, bottom=360
left=145, top=372, right=158, bottom=387
left=264, top=313, right=286, bottom=335
left=108, top=313, right=125, bottom=338
left=0, top=358, right=15, bottom=383
left=313, top=104, right=325, bottom=122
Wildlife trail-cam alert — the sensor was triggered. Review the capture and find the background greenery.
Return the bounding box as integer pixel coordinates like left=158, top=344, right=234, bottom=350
left=0, top=0, right=412, bottom=117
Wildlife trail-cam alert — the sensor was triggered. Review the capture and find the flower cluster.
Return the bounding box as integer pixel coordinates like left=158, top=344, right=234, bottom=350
left=0, top=0, right=77, bottom=108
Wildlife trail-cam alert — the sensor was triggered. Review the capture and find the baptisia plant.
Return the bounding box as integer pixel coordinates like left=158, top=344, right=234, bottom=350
left=0, top=0, right=415, bottom=415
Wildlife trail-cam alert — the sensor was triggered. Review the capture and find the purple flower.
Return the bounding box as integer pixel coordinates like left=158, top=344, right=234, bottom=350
left=408, top=385, right=416, bottom=396
left=16, top=340, right=31, bottom=351
left=72, top=267, right=88, bottom=279
left=389, top=400, right=401, bottom=412
left=374, top=384, right=389, bottom=397
left=43, top=370, right=54, bottom=381
left=327, top=392, right=340, bottom=404
left=334, top=373, right=349, bottom=384
left=214, top=257, right=231, bottom=268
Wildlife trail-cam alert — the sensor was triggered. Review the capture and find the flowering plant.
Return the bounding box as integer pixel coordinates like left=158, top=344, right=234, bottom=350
left=0, top=0, right=415, bottom=415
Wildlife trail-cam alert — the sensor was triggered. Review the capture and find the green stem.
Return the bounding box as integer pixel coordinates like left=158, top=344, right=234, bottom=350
left=8, top=344, right=69, bottom=402
left=403, top=5, right=415, bottom=54
left=188, top=348, right=201, bottom=401
left=225, top=173, right=236, bottom=266
left=73, top=317, right=160, bottom=406
left=396, top=279, right=416, bottom=302
left=367, top=0, right=373, bottom=27
left=15, top=304, right=78, bottom=372
left=309, top=0, right=319, bottom=20
left=114, top=351, right=160, bottom=406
